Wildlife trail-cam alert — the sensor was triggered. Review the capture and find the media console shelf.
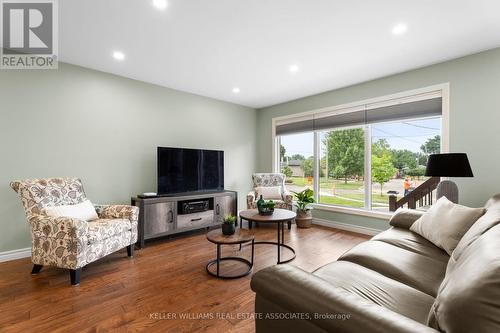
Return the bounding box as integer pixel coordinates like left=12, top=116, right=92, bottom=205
left=131, top=191, right=237, bottom=248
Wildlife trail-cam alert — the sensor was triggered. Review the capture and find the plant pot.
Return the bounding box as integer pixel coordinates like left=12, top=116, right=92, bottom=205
left=296, top=210, right=312, bottom=228
left=258, top=207, right=274, bottom=216
left=221, top=223, right=235, bottom=235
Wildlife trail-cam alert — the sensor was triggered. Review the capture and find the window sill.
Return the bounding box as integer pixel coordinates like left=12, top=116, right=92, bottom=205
left=312, top=203, right=392, bottom=220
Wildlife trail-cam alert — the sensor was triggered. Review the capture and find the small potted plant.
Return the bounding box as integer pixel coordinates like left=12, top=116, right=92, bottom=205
left=222, top=214, right=237, bottom=235
left=293, top=188, right=315, bottom=228
left=257, top=195, right=276, bottom=215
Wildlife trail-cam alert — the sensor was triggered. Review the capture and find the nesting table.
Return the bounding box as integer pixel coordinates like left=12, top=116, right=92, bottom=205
left=206, top=229, right=255, bottom=279
left=239, top=209, right=297, bottom=264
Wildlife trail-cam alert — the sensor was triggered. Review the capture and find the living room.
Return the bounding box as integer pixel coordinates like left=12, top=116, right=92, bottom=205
left=1, top=1, right=500, bottom=332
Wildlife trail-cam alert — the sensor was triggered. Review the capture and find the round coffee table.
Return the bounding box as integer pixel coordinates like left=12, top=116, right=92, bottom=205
left=239, top=209, right=297, bottom=264
left=206, top=229, right=255, bottom=279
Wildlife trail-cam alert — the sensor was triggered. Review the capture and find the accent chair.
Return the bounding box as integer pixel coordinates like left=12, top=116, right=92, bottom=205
left=10, top=178, right=138, bottom=285
left=247, top=173, right=294, bottom=229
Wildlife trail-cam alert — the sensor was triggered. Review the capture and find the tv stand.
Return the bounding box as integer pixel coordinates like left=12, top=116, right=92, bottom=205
left=131, top=191, right=237, bottom=248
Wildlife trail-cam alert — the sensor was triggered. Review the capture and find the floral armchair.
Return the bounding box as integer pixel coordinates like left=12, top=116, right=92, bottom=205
left=10, top=178, right=138, bottom=285
left=247, top=173, right=294, bottom=229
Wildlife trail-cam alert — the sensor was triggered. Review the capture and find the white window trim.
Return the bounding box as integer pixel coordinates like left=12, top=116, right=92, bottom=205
left=272, top=83, right=450, bottom=218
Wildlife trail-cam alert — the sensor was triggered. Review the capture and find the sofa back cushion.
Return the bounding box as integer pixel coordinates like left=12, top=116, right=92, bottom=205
left=427, top=223, right=500, bottom=333
left=410, top=197, right=485, bottom=255
left=451, top=194, right=500, bottom=262
left=10, top=178, right=87, bottom=216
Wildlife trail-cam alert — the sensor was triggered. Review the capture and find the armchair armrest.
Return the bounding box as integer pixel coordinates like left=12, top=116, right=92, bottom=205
left=283, top=191, right=293, bottom=205
left=251, top=265, right=438, bottom=333
left=28, top=214, right=88, bottom=241
left=247, top=191, right=256, bottom=203
left=94, top=204, right=139, bottom=222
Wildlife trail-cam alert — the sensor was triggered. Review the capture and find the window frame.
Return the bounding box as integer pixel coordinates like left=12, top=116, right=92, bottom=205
left=272, top=84, right=450, bottom=219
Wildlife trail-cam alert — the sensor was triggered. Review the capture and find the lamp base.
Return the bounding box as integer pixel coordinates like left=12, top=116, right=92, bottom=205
left=437, top=180, right=459, bottom=204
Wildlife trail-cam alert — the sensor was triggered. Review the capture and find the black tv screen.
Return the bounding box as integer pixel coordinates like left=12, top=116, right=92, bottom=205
left=157, top=147, right=224, bottom=195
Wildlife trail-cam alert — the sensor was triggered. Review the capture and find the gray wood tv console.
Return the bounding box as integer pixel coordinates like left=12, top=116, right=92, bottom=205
left=131, top=191, right=237, bottom=248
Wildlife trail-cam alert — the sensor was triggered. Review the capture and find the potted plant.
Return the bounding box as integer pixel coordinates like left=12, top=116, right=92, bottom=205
left=222, top=214, right=236, bottom=235
left=257, top=195, right=276, bottom=215
left=292, top=188, right=315, bottom=228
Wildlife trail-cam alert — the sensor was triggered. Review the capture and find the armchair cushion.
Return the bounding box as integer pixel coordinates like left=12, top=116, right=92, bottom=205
left=87, top=219, right=132, bottom=244
left=255, top=186, right=283, bottom=200
left=42, top=199, right=98, bottom=221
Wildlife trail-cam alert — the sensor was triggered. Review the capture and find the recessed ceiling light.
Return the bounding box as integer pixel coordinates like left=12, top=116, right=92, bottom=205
left=112, top=51, right=125, bottom=61
left=232, top=87, right=240, bottom=94
left=152, top=0, right=168, bottom=10
left=289, top=64, right=299, bottom=73
left=392, top=24, right=408, bottom=35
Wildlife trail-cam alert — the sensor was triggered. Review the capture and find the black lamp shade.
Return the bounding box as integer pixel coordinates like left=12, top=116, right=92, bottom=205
left=425, top=153, right=473, bottom=177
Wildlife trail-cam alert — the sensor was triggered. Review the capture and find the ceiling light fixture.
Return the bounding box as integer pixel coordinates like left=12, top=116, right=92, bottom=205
left=152, top=0, right=168, bottom=10
left=392, top=23, right=408, bottom=35
left=289, top=64, right=299, bottom=73
left=112, top=51, right=125, bottom=61
left=232, top=87, right=240, bottom=94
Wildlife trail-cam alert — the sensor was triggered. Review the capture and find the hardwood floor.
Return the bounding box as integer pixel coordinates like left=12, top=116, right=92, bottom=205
left=0, top=224, right=369, bottom=333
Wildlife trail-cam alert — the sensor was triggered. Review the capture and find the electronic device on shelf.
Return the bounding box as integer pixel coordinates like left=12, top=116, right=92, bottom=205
left=157, top=147, right=224, bottom=195
left=180, top=200, right=210, bottom=214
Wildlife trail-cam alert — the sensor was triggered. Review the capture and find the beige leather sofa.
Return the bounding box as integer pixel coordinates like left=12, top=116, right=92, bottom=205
left=251, top=195, right=500, bottom=333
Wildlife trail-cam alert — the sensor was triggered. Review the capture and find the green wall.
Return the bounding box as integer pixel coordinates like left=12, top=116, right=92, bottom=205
left=0, top=63, right=257, bottom=252
left=2, top=48, right=499, bottom=252
left=257, top=47, right=500, bottom=230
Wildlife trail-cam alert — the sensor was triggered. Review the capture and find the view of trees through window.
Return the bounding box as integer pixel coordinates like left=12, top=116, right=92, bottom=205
left=279, top=117, right=441, bottom=211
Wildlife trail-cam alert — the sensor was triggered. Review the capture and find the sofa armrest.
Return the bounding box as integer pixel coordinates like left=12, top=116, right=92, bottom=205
left=95, top=204, right=139, bottom=222
left=247, top=191, right=256, bottom=204
left=28, top=214, right=88, bottom=241
left=389, top=208, right=425, bottom=229
left=283, top=191, right=293, bottom=205
left=251, top=265, right=438, bottom=333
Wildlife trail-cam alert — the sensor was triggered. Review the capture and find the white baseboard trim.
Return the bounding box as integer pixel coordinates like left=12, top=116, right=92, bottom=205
left=0, top=247, right=31, bottom=263
left=313, top=218, right=383, bottom=236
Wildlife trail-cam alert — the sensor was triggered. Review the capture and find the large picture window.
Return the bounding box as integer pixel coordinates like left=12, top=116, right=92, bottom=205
left=273, top=88, right=447, bottom=213
left=319, top=128, right=366, bottom=208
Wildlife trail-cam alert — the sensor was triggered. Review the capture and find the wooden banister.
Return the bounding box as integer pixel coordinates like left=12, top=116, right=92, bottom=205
left=389, top=177, right=440, bottom=211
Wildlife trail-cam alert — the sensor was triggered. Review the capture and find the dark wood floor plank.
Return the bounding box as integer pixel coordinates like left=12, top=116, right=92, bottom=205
left=0, top=225, right=369, bottom=332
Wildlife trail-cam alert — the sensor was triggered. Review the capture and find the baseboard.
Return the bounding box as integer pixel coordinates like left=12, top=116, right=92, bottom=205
left=312, top=218, right=383, bottom=236
left=0, top=247, right=31, bottom=263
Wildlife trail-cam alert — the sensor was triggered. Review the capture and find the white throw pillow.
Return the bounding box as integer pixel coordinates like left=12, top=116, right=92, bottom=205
left=255, top=186, right=283, bottom=200
left=410, top=196, right=485, bottom=255
left=42, top=199, right=99, bottom=221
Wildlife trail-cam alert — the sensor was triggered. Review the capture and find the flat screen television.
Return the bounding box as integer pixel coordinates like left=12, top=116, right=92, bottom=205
left=157, top=147, right=224, bottom=195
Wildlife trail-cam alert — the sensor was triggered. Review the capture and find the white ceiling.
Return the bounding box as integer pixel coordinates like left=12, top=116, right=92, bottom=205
left=60, top=0, right=500, bottom=109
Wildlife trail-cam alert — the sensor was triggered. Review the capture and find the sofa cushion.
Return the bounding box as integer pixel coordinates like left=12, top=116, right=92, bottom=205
left=372, top=227, right=449, bottom=263
left=339, top=239, right=448, bottom=297
left=314, top=261, right=435, bottom=324
left=410, top=197, right=485, bottom=255
left=427, top=224, right=500, bottom=333
left=87, top=218, right=132, bottom=244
